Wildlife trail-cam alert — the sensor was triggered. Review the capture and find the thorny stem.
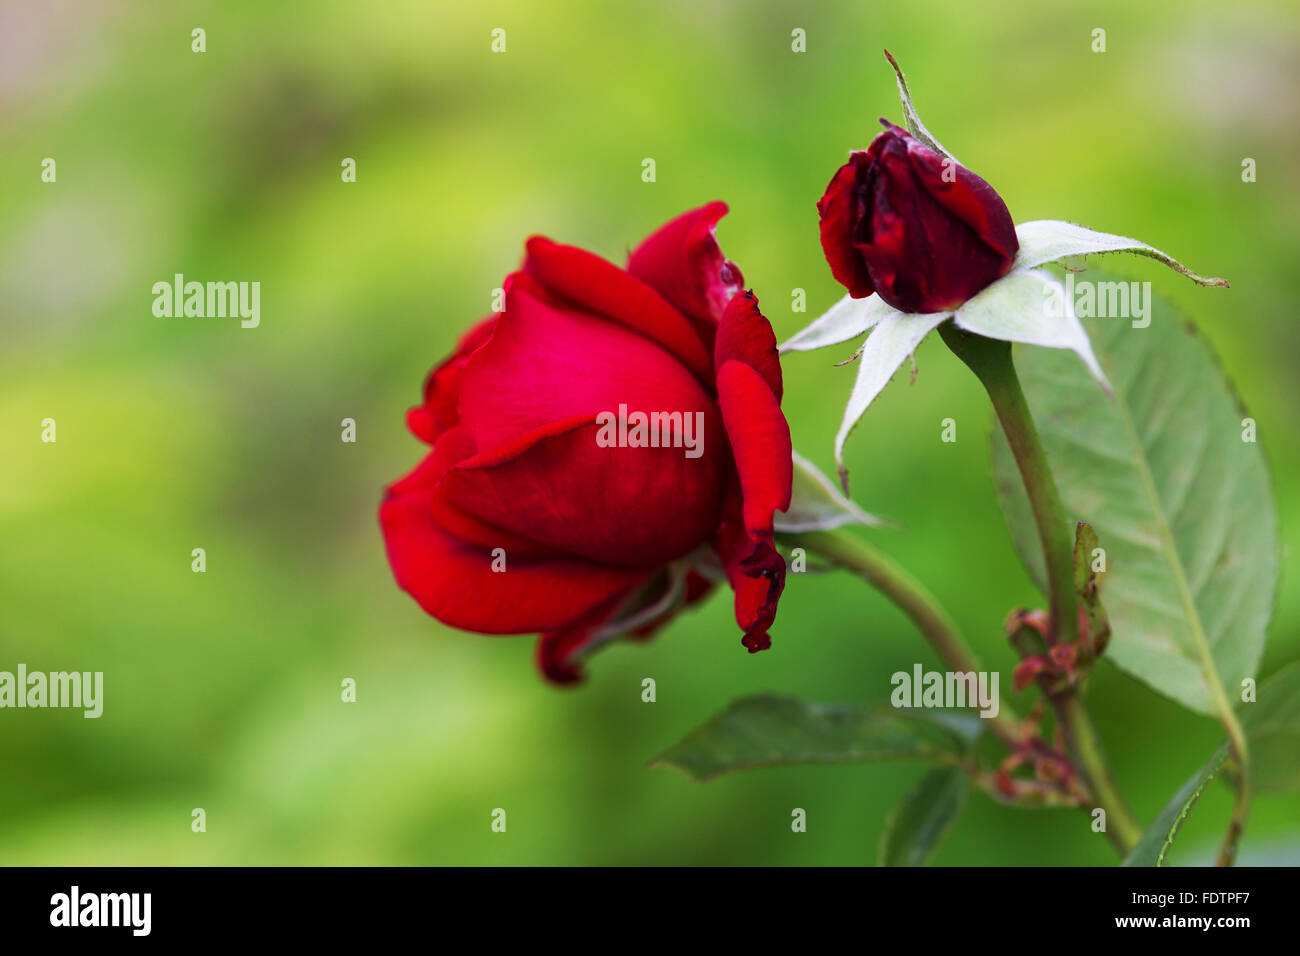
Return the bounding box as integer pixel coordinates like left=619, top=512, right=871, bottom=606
left=938, top=323, right=1142, bottom=858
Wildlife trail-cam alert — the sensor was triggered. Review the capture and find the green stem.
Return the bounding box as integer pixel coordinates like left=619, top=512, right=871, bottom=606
left=938, top=323, right=1142, bottom=857
left=938, top=323, right=1077, bottom=646
left=1215, top=720, right=1251, bottom=867
left=794, top=528, right=1024, bottom=755
left=1053, top=690, right=1142, bottom=854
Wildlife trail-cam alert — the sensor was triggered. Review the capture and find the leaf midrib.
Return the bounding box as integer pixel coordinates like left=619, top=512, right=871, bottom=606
left=1107, top=336, right=1231, bottom=721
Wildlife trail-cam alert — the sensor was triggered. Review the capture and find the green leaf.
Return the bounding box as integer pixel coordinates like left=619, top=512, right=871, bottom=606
left=1124, top=665, right=1300, bottom=867
left=878, top=767, right=968, bottom=866
left=992, top=296, right=1279, bottom=717
left=1122, top=745, right=1229, bottom=867
left=1243, top=661, right=1300, bottom=793
left=651, top=693, right=982, bottom=782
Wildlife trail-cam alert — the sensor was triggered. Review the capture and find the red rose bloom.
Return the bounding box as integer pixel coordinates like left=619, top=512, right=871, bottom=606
left=817, top=121, right=1019, bottom=314
left=381, top=202, right=793, bottom=683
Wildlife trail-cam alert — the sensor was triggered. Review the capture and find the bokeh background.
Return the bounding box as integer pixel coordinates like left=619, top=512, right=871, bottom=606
left=1, top=0, right=1297, bottom=865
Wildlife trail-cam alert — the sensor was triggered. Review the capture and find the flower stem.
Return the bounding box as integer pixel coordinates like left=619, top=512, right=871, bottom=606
left=1053, top=690, right=1142, bottom=855
left=793, top=527, right=1024, bottom=754
left=938, top=323, right=1142, bottom=857
left=1215, top=720, right=1251, bottom=867
left=937, top=323, right=1077, bottom=645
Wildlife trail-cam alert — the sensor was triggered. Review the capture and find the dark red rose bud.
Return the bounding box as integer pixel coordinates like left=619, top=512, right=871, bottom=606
left=817, top=121, right=1019, bottom=314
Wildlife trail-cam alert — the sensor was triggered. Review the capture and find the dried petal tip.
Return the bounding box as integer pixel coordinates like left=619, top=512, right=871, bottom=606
left=883, top=49, right=903, bottom=82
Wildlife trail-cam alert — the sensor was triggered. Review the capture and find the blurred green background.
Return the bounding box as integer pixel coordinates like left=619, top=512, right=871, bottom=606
left=1, top=0, right=1297, bottom=865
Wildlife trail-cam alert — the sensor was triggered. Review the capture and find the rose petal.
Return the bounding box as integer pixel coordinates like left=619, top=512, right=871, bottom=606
left=379, top=449, right=645, bottom=633
left=406, top=317, right=498, bottom=444
left=714, top=501, right=786, bottom=654
left=817, top=155, right=876, bottom=299
left=714, top=289, right=783, bottom=401
left=523, top=236, right=714, bottom=383
left=904, top=133, right=1018, bottom=261
left=535, top=594, right=631, bottom=685
left=714, top=357, right=792, bottom=650
left=459, top=275, right=718, bottom=451
left=443, top=414, right=726, bottom=569
left=734, top=538, right=786, bottom=652
left=536, top=566, right=710, bottom=683
left=627, top=201, right=742, bottom=325
left=716, top=359, right=792, bottom=537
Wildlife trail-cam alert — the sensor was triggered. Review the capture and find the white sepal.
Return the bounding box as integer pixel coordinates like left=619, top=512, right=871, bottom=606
left=1013, top=220, right=1228, bottom=288
left=775, top=450, right=886, bottom=533
left=780, top=294, right=899, bottom=353
left=954, top=269, right=1111, bottom=395
left=834, top=310, right=952, bottom=488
